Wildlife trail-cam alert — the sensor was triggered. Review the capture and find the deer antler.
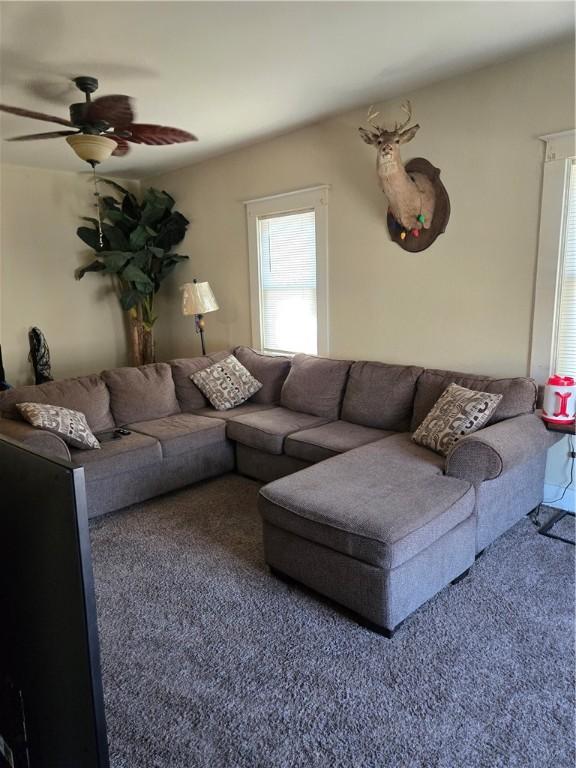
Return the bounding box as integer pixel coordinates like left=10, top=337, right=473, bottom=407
left=367, top=106, right=381, bottom=127
left=396, top=100, right=412, bottom=133
left=365, top=101, right=413, bottom=135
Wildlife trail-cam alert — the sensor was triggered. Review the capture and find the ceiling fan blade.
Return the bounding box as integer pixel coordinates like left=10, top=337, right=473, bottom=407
left=85, top=95, right=134, bottom=128
left=0, top=104, right=73, bottom=127
left=126, top=124, right=197, bottom=145
left=6, top=130, right=77, bottom=141
left=109, top=135, right=131, bottom=157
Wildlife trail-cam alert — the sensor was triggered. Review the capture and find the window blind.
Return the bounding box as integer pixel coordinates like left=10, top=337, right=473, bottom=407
left=555, top=160, right=576, bottom=377
left=258, top=209, right=317, bottom=355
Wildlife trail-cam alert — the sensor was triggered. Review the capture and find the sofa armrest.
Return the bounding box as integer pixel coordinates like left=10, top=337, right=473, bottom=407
left=0, top=417, right=72, bottom=461
left=445, top=413, right=558, bottom=485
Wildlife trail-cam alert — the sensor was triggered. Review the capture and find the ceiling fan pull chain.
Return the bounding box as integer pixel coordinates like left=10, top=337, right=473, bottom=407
left=92, top=166, right=104, bottom=248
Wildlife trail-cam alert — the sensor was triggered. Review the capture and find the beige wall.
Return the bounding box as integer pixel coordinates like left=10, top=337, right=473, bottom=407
left=148, top=40, right=574, bottom=378
left=0, top=165, right=139, bottom=385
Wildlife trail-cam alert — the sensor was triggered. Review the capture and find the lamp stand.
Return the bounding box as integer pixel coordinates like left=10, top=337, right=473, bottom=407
left=194, top=314, right=206, bottom=355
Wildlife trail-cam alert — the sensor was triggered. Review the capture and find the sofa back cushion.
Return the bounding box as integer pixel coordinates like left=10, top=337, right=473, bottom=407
left=169, top=350, right=230, bottom=411
left=234, top=347, right=291, bottom=404
left=170, top=356, right=213, bottom=411
left=342, top=361, right=424, bottom=431
left=101, top=363, right=180, bottom=425
left=280, top=353, right=352, bottom=419
left=411, top=368, right=538, bottom=431
left=0, top=375, right=115, bottom=433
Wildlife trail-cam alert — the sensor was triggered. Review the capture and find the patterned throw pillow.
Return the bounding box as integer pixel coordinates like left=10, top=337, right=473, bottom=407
left=412, top=383, right=502, bottom=457
left=191, top=355, right=262, bottom=411
left=16, top=402, right=101, bottom=450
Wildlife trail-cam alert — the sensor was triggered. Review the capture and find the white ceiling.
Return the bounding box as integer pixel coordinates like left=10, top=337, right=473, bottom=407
left=0, top=1, right=573, bottom=179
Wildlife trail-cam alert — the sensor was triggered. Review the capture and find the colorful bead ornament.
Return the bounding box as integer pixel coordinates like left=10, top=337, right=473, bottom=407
left=400, top=231, right=406, bottom=240
left=417, top=214, right=425, bottom=224
left=411, top=228, right=420, bottom=238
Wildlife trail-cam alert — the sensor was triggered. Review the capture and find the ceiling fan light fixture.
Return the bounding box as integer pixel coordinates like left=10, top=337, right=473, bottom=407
left=66, top=133, right=117, bottom=165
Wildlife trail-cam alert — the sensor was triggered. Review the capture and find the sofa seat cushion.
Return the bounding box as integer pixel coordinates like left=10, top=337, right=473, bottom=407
left=260, top=433, right=473, bottom=569
left=285, top=420, right=395, bottom=463
left=192, top=403, right=274, bottom=421
left=128, top=413, right=226, bottom=459
left=71, top=432, right=161, bottom=481
left=227, top=406, right=331, bottom=455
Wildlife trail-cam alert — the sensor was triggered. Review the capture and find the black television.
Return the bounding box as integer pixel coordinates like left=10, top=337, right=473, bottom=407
left=0, top=436, right=109, bottom=768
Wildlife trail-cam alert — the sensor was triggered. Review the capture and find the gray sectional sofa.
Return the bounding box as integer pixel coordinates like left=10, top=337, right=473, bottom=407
left=0, top=346, right=555, bottom=636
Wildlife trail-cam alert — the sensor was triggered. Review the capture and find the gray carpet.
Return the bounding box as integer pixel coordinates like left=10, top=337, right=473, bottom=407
left=90, top=474, right=575, bottom=768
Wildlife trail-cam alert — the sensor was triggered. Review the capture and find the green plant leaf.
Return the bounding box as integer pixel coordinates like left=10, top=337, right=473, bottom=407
left=100, top=180, right=140, bottom=222
left=122, top=193, right=139, bottom=220
left=103, top=209, right=136, bottom=238
left=77, top=225, right=105, bottom=252
left=100, top=195, right=120, bottom=211
left=80, top=216, right=100, bottom=226
left=99, top=178, right=132, bottom=198
left=102, top=223, right=129, bottom=251
left=119, top=288, right=141, bottom=311
left=131, top=250, right=150, bottom=269
left=105, top=208, right=127, bottom=224
left=129, top=224, right=150, bottom=250
left=154, top=211, right=189, bottom=250
left=161, top=190, right=175, bottom=209
left=100, top=251, right=133, bottom=273
left=140, top=201, right=166, bottom=227
left=122, top=263, right=154, bottom=286
left=142, top=187, right=164, bottom=205
left=135, top=281, right=154, bottom=295
left=75, top=259, right=105, bottom=280
left=155, top=254, right=190, bottom=288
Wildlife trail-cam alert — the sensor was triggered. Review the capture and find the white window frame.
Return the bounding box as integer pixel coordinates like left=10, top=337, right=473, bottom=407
left=530, top=130, right=576, bottom=383
left=245, top=185, right=329, bottom=356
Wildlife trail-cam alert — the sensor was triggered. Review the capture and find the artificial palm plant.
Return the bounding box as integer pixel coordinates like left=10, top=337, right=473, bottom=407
left=76, top=179, right=189, bottom=365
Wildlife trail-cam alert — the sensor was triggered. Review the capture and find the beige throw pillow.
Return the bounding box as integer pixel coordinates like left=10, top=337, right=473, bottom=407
left=191, top=355, right=262, bottom=410
left=412, top=383, right=502, bottom=457
left=16, top=402, right=101, bottom=450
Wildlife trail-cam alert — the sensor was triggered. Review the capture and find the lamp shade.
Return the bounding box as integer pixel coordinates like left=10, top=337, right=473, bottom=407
left=66, top=134, right=117, bottom=165
left=181, top=281, right=219, bottom=316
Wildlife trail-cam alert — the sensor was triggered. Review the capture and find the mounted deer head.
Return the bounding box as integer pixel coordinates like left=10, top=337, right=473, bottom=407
left=359, top=101, right=435, bottom=233
left=359, top=100, right=420, bottom=157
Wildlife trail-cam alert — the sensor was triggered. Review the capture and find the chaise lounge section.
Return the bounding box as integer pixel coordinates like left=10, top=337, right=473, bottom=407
left=0, top=346, right=556, bottom=634
left=260, top=435, right=476, bottom=636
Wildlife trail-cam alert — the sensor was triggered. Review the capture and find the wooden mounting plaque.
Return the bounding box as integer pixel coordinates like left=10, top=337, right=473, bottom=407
left=386, top=157, right=450, bottom=253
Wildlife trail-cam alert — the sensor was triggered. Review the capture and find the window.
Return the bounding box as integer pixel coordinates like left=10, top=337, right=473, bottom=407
left=246, top=186, right=328, bottom=356
left=531, top=131, right=576, bottom=382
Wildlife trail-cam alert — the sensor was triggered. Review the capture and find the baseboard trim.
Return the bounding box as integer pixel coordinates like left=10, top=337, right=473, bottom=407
left=543, top=483, right=575, bottom=512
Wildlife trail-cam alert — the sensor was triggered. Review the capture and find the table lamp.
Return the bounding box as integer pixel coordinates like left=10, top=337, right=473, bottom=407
left=181, top=280, right=219, bottom=355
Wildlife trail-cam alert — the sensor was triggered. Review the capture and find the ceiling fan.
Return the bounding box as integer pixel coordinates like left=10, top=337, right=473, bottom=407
left=0, top=75, right=197, bottom=165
